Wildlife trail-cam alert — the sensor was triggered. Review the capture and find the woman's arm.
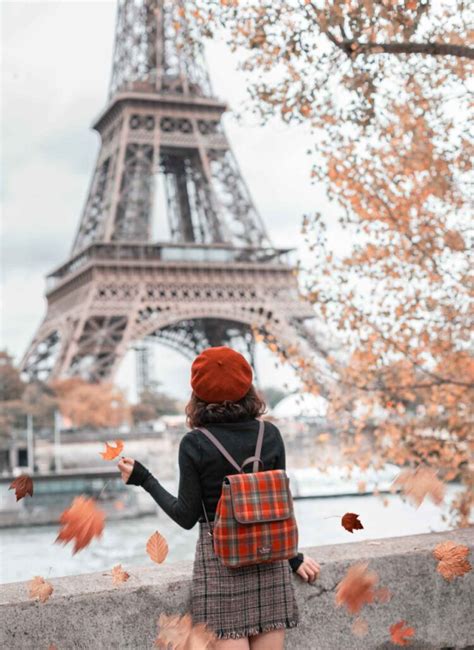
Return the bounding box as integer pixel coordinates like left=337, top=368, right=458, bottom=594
left=126, top=433, right=202, bottom=530
left=272, top=424, right=305, bottom=573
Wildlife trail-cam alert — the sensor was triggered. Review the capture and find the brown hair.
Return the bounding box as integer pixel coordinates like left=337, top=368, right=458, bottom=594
left=185, top=384, right=268, bottom=428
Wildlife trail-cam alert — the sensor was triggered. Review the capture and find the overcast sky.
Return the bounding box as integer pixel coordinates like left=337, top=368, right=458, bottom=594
left=1, top=1, right=335, bottom=403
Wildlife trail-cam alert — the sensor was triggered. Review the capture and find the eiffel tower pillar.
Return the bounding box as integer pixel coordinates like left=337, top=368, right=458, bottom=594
left=20, top=0, right=319, bottom=389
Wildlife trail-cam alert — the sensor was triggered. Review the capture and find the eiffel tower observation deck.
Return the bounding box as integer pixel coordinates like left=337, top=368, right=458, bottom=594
left=21, top=0, right=317, bottom=384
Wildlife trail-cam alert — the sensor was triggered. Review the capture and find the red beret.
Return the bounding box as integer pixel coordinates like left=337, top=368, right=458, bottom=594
left=190, top=346, right=253, bottom=403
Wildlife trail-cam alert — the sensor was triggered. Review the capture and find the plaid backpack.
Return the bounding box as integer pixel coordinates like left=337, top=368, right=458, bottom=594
left=197, top=419, right=299, bottom=568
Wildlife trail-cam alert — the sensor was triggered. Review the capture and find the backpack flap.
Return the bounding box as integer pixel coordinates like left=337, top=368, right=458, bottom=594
left=226, top=469, right=294, bottom=524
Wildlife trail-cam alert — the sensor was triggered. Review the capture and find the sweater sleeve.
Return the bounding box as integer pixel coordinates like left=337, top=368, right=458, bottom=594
left=126, top=433, right=203, bottom=530
left=272, top=423, right=305, bottom=573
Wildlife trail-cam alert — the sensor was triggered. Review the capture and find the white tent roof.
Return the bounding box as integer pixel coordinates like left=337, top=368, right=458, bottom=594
left=270, top=392, right=328, bottom=419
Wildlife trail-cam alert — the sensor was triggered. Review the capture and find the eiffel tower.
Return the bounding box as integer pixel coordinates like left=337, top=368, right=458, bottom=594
left=20, top=0, right=318, bottom=388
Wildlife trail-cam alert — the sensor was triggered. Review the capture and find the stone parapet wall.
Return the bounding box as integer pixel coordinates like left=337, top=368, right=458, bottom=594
left=0, top=528, right=472, bottom=649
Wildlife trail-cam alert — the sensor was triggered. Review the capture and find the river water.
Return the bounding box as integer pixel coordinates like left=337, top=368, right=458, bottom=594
left=0, top=484, right=465, bottom=585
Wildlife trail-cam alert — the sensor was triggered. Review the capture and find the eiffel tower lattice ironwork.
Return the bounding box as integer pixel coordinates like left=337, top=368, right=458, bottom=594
left=20, top=0, right=319, bottom=386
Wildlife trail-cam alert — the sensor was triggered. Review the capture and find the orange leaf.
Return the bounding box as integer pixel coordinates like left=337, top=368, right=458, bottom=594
left=111, top=564, right=130, bottom=585
left=351, top=616, right=368, bottom=637
left=390, top=620, right=415, bottom=646
left=100, top=439, right=124, bottom=460
left=335, top=562, right=378, bottom=614
left=9, top=474, right=34, bottom=501
left=55, top=495, right=105, bottom=554
left=154, top=612, right=217, bottom=649
left=433, top=541, right=472, bottom=581
left=342, top=512, right=364, bottom=533
left=391, top=467, right=445, bottom=508
left=146, top=530, right=169, bottom=564
left=113, top=499, right=125, bottom=511
left=28, top=575, right=53, bottom=603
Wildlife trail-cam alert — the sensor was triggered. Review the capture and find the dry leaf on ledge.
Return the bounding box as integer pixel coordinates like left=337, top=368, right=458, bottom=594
left=111, top=564, right=130, bottom=585
left=28, top=576, right=53, bottom=603
left=433, top=540, right=472, bottom=581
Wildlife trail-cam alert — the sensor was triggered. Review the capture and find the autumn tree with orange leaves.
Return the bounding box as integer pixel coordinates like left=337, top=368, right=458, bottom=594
left=175, top=0, right=474, bottom=525
left=51, top=378, right=130, bottom=429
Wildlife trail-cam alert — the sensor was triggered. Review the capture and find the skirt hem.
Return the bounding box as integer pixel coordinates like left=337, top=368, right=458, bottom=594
left=215, top=618, right=299, bottom=640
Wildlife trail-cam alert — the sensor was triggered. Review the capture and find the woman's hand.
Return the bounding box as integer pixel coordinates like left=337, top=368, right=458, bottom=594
left=295, top=555, right=321, bottom=583
left=117, top=456, right=135, bottom=484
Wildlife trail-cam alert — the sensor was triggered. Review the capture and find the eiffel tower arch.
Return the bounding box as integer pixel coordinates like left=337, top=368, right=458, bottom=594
left=20, top=0, right=318, bottom=387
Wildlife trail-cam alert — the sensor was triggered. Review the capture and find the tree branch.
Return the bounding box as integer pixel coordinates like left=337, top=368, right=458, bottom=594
left=340, top=40, right=474, bottom=60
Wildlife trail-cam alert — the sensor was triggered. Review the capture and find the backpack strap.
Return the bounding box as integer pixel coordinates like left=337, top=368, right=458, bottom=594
left=198, top=419, right=266, bottom=536
left=197, top=418, right=265, bottom=473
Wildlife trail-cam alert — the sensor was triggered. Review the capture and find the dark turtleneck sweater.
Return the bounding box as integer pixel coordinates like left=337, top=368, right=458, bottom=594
left=126, top=417, right=304, bottom=572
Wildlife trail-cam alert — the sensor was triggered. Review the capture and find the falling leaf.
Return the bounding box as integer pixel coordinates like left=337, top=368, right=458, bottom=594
left=351, top=617, right=368, bottom=637
left=342, top=512, right=364, bottom=533
left=433, top=541, right=472, bottom=581
left=9, top=474, right=34, bottom=501
left=335, top=562, right=378, bottom=614
left=114, top=499, right=125, bottom=511
left=111, top=564, right=130, bottom=585
left=55, top=495, right=105, bottom=554
left=390, top=620, right=415, bottom=646
left=147, top=531, right=169, bottom=564
left=100, top=439, right=124, bottom=460
left=28, top=576, right=53, bottom=603
left=154, top=612, right=217, bottom=649
left=48, top=645, right=58, bottom=650
left=391, top=467, right=445, bottom=508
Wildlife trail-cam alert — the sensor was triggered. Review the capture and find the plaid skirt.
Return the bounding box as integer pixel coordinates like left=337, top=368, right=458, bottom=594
left=190, top=521, right=299, bottom=640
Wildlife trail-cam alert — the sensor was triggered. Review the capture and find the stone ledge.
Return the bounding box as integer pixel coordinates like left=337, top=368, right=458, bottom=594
left=0, top=528, right=472, bottom=649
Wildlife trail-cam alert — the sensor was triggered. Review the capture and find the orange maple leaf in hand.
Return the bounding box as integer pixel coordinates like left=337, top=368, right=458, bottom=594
left=154, top=612, right=217, bottom=649
left=335, top=561, right=378, bottom=614
left=341, top=512, right=364, bottom=533
left=390, top=620, right=415, bottom=646
left=391, top=466, right=445, bottom=508
left=433, top=541, right=472, bottom=581
left=9, top=474, right=33, bottom=501
left=100, top=439, right=124, bottom=460
left=146, top=531, right=169, bottom=564
left=28, top=575, right=53, bottom=603
left=55, top=495, right=105, bottom=554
